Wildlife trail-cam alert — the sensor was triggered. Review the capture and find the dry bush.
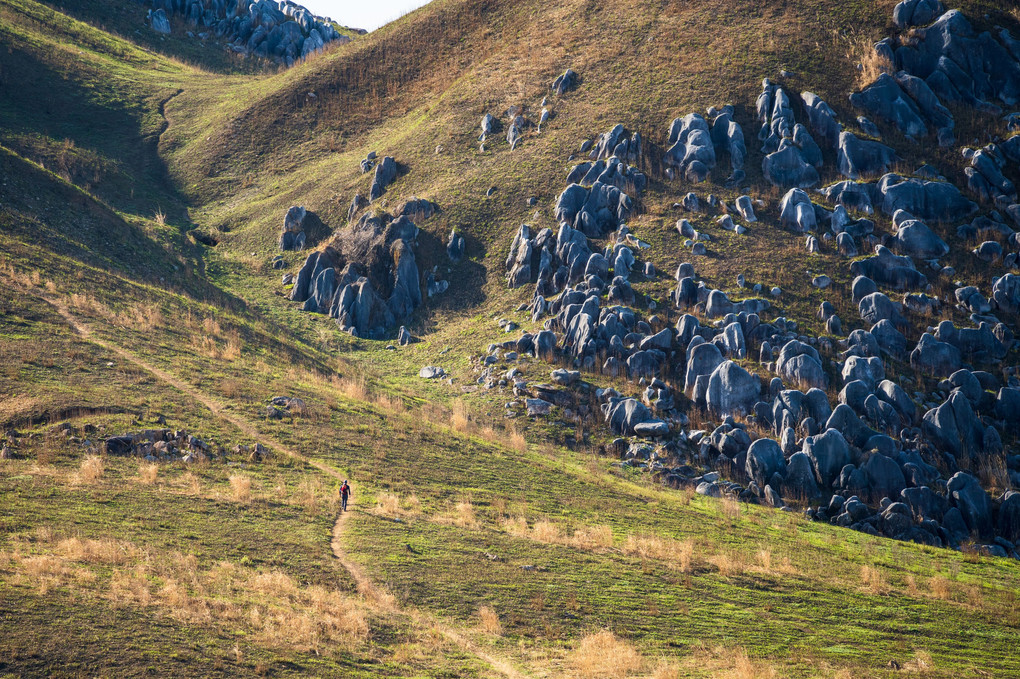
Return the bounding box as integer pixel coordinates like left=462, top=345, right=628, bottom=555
left=623, top=535, right=695, bottom=573
left=478, top=604, right=503, bottom=635
left=532, top=519, right=562, bottom=544
left=110, top=564, right=152, bottom=606
left=373, top=492, right=402, bottom=516
left=21, top=554, right=76, bottom=594
left=451, top=500, right=477, bottom=528
left=229, top=474, right=252, bottom=504
left=571, top=630, right=642, bottom=678
left=904, top=650, right=934, bottom=674
left=57, top=537, right=138, bottom=564
left=508, top=430, right=527, bottom=453
left=374, top=393, right=404, bottom=413
left=182, top=471, right=202, bottom=495
left=964, top=583, right=984, bottom=609
left=338, top=374, right=368, bottom=401
left=450, top=399, right=471, bottom=433
left=202, top=317, right=222, bottom=336
left=222, top=330, right=243, bottom=360
left=73, top=455, right=105, bottom=485
left=650, top=662, right=680, bottom=679
left=756, top=549, right=772, bottom=573
left=502, top=516, right=529, bottom=538
left=728, top=647, right=779, bottom=679
left=929, top=574, right=953, bottom=601
left=138, top=461, right=159, bottom=485
left=721, top=496, right=741, bottom=521
left=709, top=551, right=744, bottom=578
left=860, top=565, right=889, bottom=595
left=571, top=524, right=613, bottom=551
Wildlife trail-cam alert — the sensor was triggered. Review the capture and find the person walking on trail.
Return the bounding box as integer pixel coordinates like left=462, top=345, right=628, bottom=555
left=340, top=480, right=351, bottom=512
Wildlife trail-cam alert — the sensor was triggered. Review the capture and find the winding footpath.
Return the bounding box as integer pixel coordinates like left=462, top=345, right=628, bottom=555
left=23, top=287, right=529, bottom=679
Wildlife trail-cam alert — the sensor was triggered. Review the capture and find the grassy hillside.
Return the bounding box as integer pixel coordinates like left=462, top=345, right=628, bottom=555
left=1, top=0, right=1019, bottom=676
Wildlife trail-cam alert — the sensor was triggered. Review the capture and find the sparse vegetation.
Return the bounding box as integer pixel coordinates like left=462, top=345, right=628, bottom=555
left=2, top=0, right=1020, bottom=675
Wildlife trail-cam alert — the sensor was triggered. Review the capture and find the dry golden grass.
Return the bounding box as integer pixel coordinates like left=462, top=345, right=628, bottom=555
left=11, top=535, right=372, bottom=654
left=904, top=650, right=935, bottom=675
left=570, top=524, right=614, bottom=551
left=450, top=399, right=470, bottom=433
left=72, top=454, right=104, bottom=485
left=373, top=393, right=405, bottom=413
left=532, top=519, right=561, bottom=543
left=373, top=491, right=420, bottom=517
left=181, top=471, right=202, bottom=495
left=623, top=535, right=695, bottom=573
left=229, top=474, right=252, bottom=504
left=860, top=565, right=889, bottom=595
left=508, top=429, right=527, bottom=453
left=708, top=551, right=744, bottom=578
left=721, top=496, right=741, bottom=521
left=650, top=662, right=680, bottom=679
left=478, top=604, right=503, bottom=635
left=337, top=374, right=368, bottom=401
left=929, top=574, right=953, bottom=601
left=502, top=516, right=613, bottom=552
left=57, top=537, right=139, bottom=564
left=571, top=630, right=642, bottom=678
left=728, top=647, right=780, bottom=679
left=450, top=500, right=477, bottom=528
left=137, top=461, right=159, bottom=485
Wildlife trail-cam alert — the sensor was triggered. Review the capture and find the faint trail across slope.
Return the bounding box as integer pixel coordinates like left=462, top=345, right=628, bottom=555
left=331, top=503, right=529, bottom=679
left=25, top=287, right=529, bottom=679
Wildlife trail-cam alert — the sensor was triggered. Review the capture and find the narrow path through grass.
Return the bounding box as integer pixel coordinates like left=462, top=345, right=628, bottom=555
left=17, top=280, right=530, bottom=679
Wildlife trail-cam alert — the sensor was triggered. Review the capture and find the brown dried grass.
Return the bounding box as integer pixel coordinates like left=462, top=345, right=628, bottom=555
left=229, top=474, right=252, bottom=504
left=570, top=630, right=642, bottom=678
left=478, top=604, right=503, bottom=635
left=137, top=461, right=159, bottom=485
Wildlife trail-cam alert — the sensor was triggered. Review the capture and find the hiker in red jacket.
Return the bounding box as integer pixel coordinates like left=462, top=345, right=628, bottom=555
left=340, top=480, right=351, bottom=512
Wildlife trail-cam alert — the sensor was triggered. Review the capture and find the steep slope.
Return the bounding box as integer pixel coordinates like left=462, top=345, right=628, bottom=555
left=2, top=0, right=1020, bottom=677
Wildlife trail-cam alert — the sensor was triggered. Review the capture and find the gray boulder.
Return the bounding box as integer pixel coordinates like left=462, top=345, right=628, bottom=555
left=763, top=145, right=819, bottom=188
left=893, top=0, right=945, bottom=28
left=746, top=438, right=786, bottom=488
left=706, top=361, right=761, bottom=417
left=837, top=132, right=898, bottom=179
left=998, top=491, right=1020, bottom=543
left=891, top=219, right=949, bottom=258
left=876, top=173, right=977, bottom=222
left=862, top=453, right=906, bottom=502
left=552, top=68, right=578, bottom=95
left=922, top=392, right=984, bottom=460
left=804, top=429, right=851, bottom=488
left=370, top=157, right=397, bottom=201
left=149, top=8, right=171, bottom=33
left=947, top=471, right=993, bottom=540
left=602, top=397, right=652, bottom=435
left=910, top=332, right=961, bottom=377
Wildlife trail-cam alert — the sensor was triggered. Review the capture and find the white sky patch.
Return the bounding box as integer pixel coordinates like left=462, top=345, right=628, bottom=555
left=298, top=0, right=434, bottom=32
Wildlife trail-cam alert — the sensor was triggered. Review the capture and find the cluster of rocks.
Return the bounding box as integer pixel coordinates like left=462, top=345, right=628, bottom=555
left=287, top=211, right=422, bottom=339
left=279, top=205, right=308, bottom=251
left=145, top=0, right=351, bottom=65
left=662, top=106, right=746, bottom=185
left=757, top=80, right=825, bottom=188
left=819, top=172, right=977, bottom=223
left=105, top=428, right=270, bottom=463
left=856, top=8, right=1020, bottom=148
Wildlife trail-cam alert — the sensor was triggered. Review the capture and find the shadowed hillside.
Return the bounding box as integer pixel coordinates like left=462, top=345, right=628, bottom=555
left=2, top=0, right=1020, bottom=676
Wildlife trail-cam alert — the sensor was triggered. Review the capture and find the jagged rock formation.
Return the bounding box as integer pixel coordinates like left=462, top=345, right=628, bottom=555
left=145, top=0, right=351, bottom=66
left=289, top=211, right=421, bottom=339
left=279, top=205, right=307, bottom=251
